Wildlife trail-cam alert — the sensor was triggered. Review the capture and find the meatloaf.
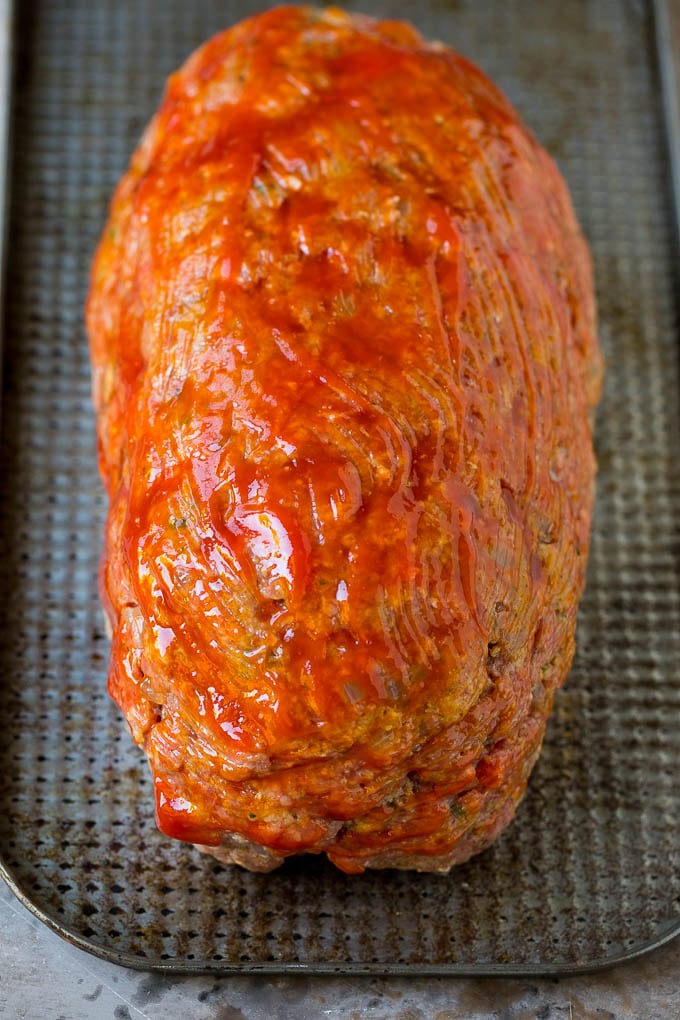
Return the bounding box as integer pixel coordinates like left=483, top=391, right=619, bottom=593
left=86, top=5, right=603, bottom=873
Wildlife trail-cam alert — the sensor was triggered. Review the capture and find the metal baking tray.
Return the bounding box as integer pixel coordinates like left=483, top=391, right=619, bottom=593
left=1, top=0, right=680, bottom=977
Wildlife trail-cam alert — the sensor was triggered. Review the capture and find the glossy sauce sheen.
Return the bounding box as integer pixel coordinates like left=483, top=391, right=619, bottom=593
left=87, top=6, right=602, bottom=872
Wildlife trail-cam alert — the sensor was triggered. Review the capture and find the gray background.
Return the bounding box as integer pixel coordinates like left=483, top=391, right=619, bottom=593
left=3, top=880, right=680, bottom=1018
left=3, top=0, right=680, bottom=1013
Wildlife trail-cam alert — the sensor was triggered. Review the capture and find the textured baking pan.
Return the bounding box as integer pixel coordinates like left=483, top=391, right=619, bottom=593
left=1, top=0, right=680, bottom=976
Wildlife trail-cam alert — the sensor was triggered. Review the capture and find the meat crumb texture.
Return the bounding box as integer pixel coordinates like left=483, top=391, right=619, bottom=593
left=86, top=5, right=603, bottom=874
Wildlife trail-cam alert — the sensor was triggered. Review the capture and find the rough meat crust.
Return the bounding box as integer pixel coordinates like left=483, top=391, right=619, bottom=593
left=86, top=6, right=602, bottom=873
left=194, top=834, right=284, bottom=873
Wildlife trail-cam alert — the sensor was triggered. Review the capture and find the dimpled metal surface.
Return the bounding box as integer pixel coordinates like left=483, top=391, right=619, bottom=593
left=0, top=0, right=679, bottom=974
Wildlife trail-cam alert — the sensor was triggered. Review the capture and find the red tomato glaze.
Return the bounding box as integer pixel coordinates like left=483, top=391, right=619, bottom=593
left=87, top=6, right=602, bottom=872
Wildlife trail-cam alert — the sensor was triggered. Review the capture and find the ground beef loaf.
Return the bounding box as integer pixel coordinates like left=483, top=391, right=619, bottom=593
left=86, top=6, right=603, bottom=873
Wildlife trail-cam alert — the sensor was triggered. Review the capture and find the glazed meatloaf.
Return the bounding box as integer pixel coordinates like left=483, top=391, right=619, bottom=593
left=86, top=6, right=603, bottom=873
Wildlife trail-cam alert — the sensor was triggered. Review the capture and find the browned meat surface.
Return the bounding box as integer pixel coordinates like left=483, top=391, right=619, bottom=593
left=86, top=6, right=602, bottom=873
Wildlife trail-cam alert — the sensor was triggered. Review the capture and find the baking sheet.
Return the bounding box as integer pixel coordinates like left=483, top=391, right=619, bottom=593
left=1, top=0, right=680, bottom=975
left=0, top=0, right=12, bottom=401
